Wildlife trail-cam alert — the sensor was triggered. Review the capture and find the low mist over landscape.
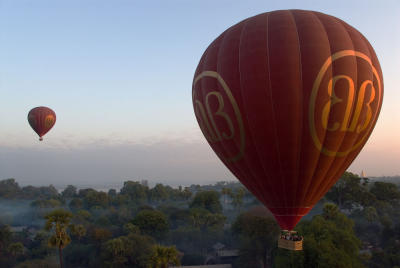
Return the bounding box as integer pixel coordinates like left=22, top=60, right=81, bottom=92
left=0, top=172, right=399, bottom=267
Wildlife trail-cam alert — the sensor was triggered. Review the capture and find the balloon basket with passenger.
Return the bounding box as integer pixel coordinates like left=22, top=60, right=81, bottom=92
left=278, top=230, right=303, bottom=251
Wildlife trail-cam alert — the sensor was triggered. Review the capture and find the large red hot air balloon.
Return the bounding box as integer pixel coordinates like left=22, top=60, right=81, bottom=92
left=192, top=10, right=383, bottom=230
left=28, top=106, right=56, bottom=141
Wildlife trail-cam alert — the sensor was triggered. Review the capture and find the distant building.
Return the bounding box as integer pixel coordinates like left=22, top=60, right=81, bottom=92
left=203, top=243, right=239, bottom=265
left=141, top=180, right=148, bottom=187
left=361, top=170, right=366, bottom=178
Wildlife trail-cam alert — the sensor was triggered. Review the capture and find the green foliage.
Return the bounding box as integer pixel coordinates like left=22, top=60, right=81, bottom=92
left=326, top=172, right=371, bottom=210
left=74, top=209, right=92, bottom=224
left=63, top=244, right=95, bottom=267
left=108, top=189, right=117, bottom=197
left=370, top=182, right=400, bottom=203
left=85, top=191, right=109, bottom=209
left=168, top=226, right=202, bottom=254
left=120, top=181, right=149, bottom=204
left=0, top=178, right=21, bottom=198
left=180, top=253, right=204, bottom=266
left=31, top=199, right=62, bottom=208
left=123, top=223, right=140, bottom=235
left=69, top=198, right=83, bottom=210
left=44, top=209, right=73, bottom=248
left=149, top=184, right=169, bottom=203
left=61, top=185, right=77, bottom=198
left=90, top=227, right=112, bottom=244
left=158, top=206, right=191, bottom=229
left=0, top=224, right=12, bottom=251
left=44, top=209, right=74, bottom=268
left=368, top=223, right=400, bottom=267
left=8, top=242, right=24, bottom=257
left=29, top=231, right=52, bottom=260
left=69, top=224, right=86, bottom=241
left=7, top=242, right=25, bottom=266
left=14, top=256, right=59, bottom=268
left=132, top=210, right=169, bottom=240
left=189, top=190, right=222, bottom=213
left=189, top=208, right=226, bottom=231
left=232, top=213, right=280, bottom=268
left=363, top=206, right=378, bottom=223
left=285, top=203, right=363, bottom=268
left=229, top=187, right=246, bottom=210
left=0, top=178, right=398, bottom=267
left=0, top=225, right=13, bottom=266
left=101, top=233, right=154, bottom=268
left=148, top=244, right=181, bottom=268
left=78, top=188, right=97, bottom=198
left=178, top=187, right=192, bottom=201
left=273, top=249, right=304, bottom=268
left=21, top=185, right=59, bottom=200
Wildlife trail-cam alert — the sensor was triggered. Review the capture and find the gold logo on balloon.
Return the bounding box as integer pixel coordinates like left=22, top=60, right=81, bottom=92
left=45, top=115, right=55, bottom=128
left=309, top=50, right=382, bottom=157
left=193, top=71, right=245, bottom=162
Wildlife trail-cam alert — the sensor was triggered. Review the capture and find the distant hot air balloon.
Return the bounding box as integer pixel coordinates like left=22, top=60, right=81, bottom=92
left=192, top=10, right=383, bottom=231
left=28, top=106, right=56, bottom=141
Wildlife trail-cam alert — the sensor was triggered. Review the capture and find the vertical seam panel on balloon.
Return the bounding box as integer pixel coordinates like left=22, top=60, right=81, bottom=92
left=288, top=10, right=304, bottom=215
left=319, top=21, right=382, bottom=200
left=215, top=29, right=253, bottom=192
left=309, top=19, right=359, bottom=202
left=237, top=19, right=264, bottom=203
left=302, top=12, right=333, bottom=206
left=39, top=110, right=43, bottom=137
left=199, top=36, right=219, bottom=165
left=216, top=30, right=235, bottom=166
left=238, top=16, right=276, bottom=206
left=232, top=20, right=268, bottom=205
left=265, top=12, right=288, bottom=211
left=308, top=16, right=360, bottom=204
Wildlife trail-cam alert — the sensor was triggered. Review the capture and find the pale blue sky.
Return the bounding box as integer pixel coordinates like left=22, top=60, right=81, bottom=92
left=0, top=0, right=399, bottom=187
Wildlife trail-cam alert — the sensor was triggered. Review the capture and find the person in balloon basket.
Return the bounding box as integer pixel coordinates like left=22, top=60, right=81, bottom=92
left=281, top=231, right=302, bottom=241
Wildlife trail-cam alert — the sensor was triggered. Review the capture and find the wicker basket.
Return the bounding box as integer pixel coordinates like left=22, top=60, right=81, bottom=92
left=278, top=237, right=303, bottom=251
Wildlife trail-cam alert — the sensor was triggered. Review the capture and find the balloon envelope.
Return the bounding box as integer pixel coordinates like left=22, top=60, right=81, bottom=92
left=28, top=106, right=56, bottom=141
left=192, top=10, right=383, bottom=230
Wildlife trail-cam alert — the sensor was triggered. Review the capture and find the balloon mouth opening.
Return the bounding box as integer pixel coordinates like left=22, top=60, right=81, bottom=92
left=269, top=207, right=312, bottom=230
left=39, top=137, right=43, bottom=141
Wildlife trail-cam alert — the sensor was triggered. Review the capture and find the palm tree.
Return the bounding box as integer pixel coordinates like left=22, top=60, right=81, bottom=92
left=44, top=209, right=73, bottom=268
left=104, top=237, right=127, bottom=267
left=8, top=242, right=24, bottom=261
left=149, top=245, right=180, bottom=268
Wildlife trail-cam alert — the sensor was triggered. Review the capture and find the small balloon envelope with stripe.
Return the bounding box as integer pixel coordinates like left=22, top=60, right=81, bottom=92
left=28, top=106, right=56, bottom=141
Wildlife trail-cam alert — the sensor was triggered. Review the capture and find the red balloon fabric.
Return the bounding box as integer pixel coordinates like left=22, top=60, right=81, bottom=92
left=28, top=106, right=56, bottom=141
left=192, top=10, right=383, bottom=230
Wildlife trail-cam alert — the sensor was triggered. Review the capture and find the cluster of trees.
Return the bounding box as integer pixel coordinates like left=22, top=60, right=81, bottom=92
left=325, top=173, right=400, bottom=267
left=0, top=173, right=398, bottom=267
